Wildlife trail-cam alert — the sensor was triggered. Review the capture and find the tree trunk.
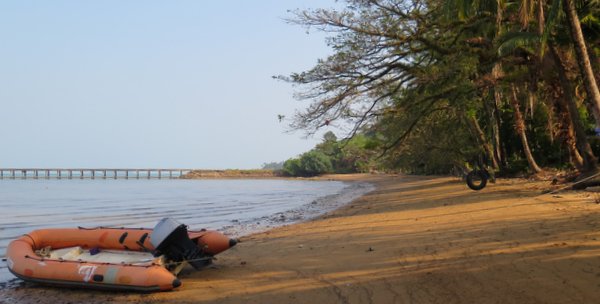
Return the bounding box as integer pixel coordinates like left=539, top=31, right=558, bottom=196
left=491, top=64, right=507, bottom=168
left=509, top=85, right=543, bottom=173
left=544, top=101, right=555, bottom=144
left=563, top=0, right=600, bottom=131
left=552, top=89, right=585, bottom=170
left=486, top=90, right=503, bottom=169
left=586, top=41, right=600, bottom=86
left=537, top=0, right=544, bottom=36
left=467, top=114, right=500, bottom=171
left=550, top=45, right=599, bottom=171
left=527, top=84, right=536, bottom=118
left=559, top=105, right=585, bottom=170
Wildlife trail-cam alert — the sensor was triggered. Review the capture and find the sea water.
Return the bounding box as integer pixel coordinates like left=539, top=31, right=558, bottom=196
left=0, top=179, right=372, bottom=285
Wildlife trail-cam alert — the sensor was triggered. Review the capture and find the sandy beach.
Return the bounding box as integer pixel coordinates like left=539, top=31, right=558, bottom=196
left=3, top=174, right=600, bottom=303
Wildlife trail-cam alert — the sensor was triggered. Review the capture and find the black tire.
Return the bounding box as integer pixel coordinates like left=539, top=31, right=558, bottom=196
left=466, top=170, right=488, bottom=190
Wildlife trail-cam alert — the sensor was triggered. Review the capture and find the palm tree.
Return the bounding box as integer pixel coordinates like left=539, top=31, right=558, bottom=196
left=510, top=84, right=544, bottom=173
left=562, top=0, right=600, bottom=132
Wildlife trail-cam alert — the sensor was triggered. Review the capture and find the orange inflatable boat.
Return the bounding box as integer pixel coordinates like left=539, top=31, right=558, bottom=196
left=6, top=218, right=237, bottom=292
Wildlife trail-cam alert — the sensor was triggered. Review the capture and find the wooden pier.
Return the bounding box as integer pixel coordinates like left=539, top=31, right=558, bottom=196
left=0, top=169, right=194, bottom=179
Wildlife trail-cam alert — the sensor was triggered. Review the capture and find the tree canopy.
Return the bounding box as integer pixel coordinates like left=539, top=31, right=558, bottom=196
left=279, top=0, right=600, bottom=176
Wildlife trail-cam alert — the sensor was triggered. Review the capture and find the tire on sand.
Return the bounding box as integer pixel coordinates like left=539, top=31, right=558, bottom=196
left=466, top=170, right=488, bottom=190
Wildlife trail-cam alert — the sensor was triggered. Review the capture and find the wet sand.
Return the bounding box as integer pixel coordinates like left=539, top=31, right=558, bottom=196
left=3, top=174, right=600, bottom=303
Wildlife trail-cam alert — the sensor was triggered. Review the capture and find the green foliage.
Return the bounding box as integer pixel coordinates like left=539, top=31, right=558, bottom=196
left=300, top=151, right=333, bottom=176
left=282, top=132, right=381, bottom=177
left=497, top=32, right=539, bottom=57
left=282, top=158, right=303, bottom=177
left=283, top=150, right=333, bottom=177
left=280, top=0, right=600, bottom=176
left=377, top=105, right=479, bottom=174
left=331, top=134, right=380, bottom=173
left=541, top=0, right=562, bottom=54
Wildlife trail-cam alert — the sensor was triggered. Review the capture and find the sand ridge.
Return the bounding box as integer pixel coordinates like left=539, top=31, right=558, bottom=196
left=2, top=174, right=600, bottom=303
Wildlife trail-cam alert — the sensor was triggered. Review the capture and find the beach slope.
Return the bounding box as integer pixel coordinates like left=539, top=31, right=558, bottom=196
left=2, top=174, right=600, bottom=303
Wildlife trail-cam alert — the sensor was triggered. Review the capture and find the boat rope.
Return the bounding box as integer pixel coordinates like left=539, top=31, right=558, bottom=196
left=163, top=256, right=214, bottom=267
left=544, top=171, right=600, bottom=195
left=22, top=251, right=214, bottom=269
left=77, top=226, right=152, bottom=231
left=22, top=254, right=158, bottom=267
left=23, top=234, right=37, bottom=249
left=35, top=246, right=52, bottom=258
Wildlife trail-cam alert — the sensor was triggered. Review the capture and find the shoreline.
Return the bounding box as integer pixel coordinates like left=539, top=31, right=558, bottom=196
left=219, top=179, right=375, bottom=238
left=3, top=174, right=600, bottom=303
left=0, top=177, right=364, bottom=287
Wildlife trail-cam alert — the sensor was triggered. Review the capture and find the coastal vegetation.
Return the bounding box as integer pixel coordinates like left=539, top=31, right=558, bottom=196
left=278, top=0, right=600, bottom=177
left=280, top=131, right=380, bottom=176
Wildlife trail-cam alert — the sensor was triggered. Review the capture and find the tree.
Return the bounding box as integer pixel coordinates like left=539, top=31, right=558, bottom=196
left=280, top=0, right=600, bottom=175
left=300, top=151, right=333, bottom=176
left=282, top=150, right=333, bottom=177
left=509, top=84, right=543, bottom=173
left=563, top=0, right=600, bottom=131
left=283, top=158, right=303, bottom=176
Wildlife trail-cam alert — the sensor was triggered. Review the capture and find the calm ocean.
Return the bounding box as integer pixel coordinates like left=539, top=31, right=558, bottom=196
left=0, top=179, right=371, bottom=285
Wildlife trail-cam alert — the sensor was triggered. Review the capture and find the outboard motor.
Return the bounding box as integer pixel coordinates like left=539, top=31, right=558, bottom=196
left=150, top=218, right=211, bottom=270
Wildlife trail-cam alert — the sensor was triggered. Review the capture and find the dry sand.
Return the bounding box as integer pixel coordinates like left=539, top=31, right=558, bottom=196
left=3, top=174, right=600, bottom=303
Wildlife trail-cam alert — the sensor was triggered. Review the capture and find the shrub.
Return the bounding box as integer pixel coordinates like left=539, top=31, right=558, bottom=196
left=283, top=158, right=302, bottom=176
left=282, top=151, right=333, bottom=177
left=299, top=151, right=333, bottom=176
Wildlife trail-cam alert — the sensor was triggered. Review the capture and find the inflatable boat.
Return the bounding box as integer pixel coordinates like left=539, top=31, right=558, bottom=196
left=6, top=218, right=237, bottom=292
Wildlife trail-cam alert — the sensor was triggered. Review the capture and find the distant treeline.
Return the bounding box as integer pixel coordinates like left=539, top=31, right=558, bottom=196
left=275, top=0, right=600, bottom=176
left=273, top=132, right=379, bottom=177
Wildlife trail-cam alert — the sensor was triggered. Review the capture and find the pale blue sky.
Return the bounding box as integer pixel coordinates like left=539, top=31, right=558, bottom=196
left=0, top=1, right=336, bottom=169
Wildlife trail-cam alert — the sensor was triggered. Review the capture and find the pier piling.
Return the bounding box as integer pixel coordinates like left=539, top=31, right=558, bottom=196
left=0, top=169, right=191, bottom=180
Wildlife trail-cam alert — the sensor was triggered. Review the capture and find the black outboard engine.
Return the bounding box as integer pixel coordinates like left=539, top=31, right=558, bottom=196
left=150, top=218, right=211, bottom=270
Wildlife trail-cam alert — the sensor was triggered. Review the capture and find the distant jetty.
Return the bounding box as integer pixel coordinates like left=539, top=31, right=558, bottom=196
left=0, top=168, right=193, bottom=179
